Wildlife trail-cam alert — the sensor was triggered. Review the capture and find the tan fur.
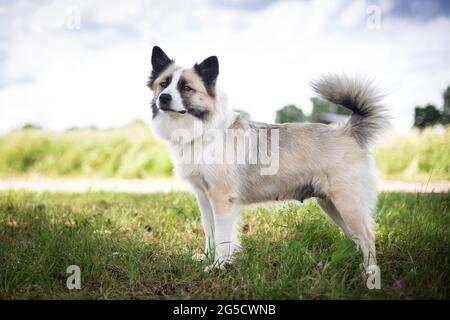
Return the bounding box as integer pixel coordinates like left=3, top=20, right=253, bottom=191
left=181, top=68, right=216, bottom=117
left=207, top=183, right=236, bottom=214
left=151, top=64, right=177, bottom=92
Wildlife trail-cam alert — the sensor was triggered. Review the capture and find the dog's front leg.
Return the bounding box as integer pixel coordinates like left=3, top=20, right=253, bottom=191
left=192, top=188, right=215, bottom=261
left=205, top=194, right=241, bottom=271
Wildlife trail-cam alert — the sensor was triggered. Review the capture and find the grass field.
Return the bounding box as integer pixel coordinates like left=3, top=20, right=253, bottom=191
left=0, top=122, right=448, bottom=182
left=0, top=191, right=448, bottom=299
left=374, top=126, right=449, bottom=182
left=0, top=121, right=172, bottom=179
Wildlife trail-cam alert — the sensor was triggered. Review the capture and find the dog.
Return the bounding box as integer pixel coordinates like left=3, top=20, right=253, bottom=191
left=147, top=46, right=389, bottom=271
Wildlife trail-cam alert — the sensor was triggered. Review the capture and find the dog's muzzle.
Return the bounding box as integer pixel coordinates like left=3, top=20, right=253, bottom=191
left=159, top=106, right=186, bottom=114
left=158, top=93, right=186, bottom=114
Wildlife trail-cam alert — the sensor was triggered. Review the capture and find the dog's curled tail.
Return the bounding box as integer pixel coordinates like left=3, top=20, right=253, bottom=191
left=311, top=74, right=390, bottom=148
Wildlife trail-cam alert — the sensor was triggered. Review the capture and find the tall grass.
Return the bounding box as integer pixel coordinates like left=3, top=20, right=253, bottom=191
left=0, top=123, right=448, bottom=181
left=0, top=121, right=172, bottom=178
left=374, top=126, right=449, bottom=182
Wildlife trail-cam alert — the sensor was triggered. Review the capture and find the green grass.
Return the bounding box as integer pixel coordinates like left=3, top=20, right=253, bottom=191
left=0, top=191, right=448, bottom=299
left=374, top=127, right=450, bottom=182
left=1, top=123, right=448, bottom=182
left=0, top=121, right=172, bottom=179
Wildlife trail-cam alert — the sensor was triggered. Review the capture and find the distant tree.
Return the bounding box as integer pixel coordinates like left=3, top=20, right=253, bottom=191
left=310, top=97, right=351, bottom=120
left=233, top=109, right=251, bottom=120
left=309, top=97, right=329, bottom=119
left=414, top=104, right=442, bottom=129
left=444, top=86, right=450, bottom=108
left=443, top=85, right=450, bottom=125
left=22, top=124, right=42, bottom=130
left=275, top=105, right=305, bottom=123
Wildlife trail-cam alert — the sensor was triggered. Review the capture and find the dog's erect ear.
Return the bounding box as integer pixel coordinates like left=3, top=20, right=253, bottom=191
left=151, top=46, right=173, bottom=73
left=149, top=46, right=173, bottom=88
left=194, top=56, right=219, bottom=96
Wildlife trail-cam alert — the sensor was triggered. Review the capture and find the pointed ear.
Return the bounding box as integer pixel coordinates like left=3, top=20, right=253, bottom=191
left=151, top=46, right=173, bottom=73
left=147, top=46, right=174, bottom=88
left=194, top=56, right=219, bottom=94
left=149, top=46, right=174, bottom=88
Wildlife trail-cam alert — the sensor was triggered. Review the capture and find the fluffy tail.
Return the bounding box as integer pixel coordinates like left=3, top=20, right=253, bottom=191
left=311, top=74, right=390, bottom=147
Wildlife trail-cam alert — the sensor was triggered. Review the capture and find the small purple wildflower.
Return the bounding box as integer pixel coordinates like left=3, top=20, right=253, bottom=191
left=392, top=279, right=403, bottom=290
left=316, top=261, right=324, bottom=269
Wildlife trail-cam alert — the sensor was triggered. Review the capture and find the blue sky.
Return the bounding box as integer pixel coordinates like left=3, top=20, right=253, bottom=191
left=0, top=0, right=449, bottom=133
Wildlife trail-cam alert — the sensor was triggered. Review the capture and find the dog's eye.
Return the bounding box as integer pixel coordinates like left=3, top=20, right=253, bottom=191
left=160, top=80, right=169, bottom=88
left=182, top=85, right=192, bottom=92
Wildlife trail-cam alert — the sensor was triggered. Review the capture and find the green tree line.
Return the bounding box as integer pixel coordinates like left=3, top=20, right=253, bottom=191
left=270, top=85, right=450, bottom=128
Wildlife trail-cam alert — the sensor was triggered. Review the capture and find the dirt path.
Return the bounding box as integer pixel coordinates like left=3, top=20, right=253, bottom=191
left=0, top=179, right=448, bottom=194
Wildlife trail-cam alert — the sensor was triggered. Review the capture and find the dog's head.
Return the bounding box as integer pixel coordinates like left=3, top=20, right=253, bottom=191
left=148, top=46, right=220, bottom=121
left=148, top=46, right=231, bottom=142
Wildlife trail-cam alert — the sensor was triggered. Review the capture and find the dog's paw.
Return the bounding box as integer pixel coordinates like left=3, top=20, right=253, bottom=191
left=203, top=264, right=220, bottom=273
left=203, top=256, right=234, bottom=272
left=192, top=252, right=208, bottom=262
left=204, top=262, right=228, bottom=273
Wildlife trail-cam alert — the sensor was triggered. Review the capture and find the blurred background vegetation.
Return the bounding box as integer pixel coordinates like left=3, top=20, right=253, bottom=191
left=0, top=86, right=448, bottom=182
left=0, top=120, right=172, bottom=179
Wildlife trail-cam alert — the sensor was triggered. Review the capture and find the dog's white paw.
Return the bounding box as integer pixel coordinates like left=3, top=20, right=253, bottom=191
left=204, top=262, right=227, bottom=273
left=203, top=256, right=233, bottom=272
left=204, top=264, right=219, bottom=273
left=192, top=252, right=208, bottom=262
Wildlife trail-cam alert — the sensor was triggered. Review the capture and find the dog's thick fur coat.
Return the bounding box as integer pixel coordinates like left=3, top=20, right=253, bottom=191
left=148, top=46, right=389, bottom=270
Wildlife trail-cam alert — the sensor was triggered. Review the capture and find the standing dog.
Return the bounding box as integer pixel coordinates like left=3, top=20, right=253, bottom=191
left=148, top=46, right=388, bottom=271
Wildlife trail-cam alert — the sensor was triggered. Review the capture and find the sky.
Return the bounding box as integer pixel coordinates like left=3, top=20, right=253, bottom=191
left=0, top=0, right=449, bottom=133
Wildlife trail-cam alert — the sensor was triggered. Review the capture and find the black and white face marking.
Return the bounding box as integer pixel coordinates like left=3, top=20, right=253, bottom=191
left=148, top=46, right=174, bottom=88
left=176, top=76, right=211, bottom=120
left=156, top=68, right=188, bottom=114
left=153, top=68, right=214, bottom=120
left=149, top=46, right=219, bottom=120
left=194, top=55, right=219, bottom=97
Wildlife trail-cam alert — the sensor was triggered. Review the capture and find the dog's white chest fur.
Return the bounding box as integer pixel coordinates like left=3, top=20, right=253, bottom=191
left=169, top=140, right=212, bottom=187
left=162, top=109, right=238, bottom=187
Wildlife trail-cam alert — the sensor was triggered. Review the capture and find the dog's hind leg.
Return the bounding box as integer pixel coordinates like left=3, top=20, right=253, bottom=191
left=317, top=197, right=352, bottom=237
left=327, top=182, right=377, bottom=267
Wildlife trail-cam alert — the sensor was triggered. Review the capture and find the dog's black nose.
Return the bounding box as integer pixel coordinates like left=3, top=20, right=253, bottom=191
left=159, top=93, right=172, bottom=104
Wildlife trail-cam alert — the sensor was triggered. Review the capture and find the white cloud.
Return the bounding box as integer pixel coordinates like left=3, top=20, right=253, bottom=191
left=1, top=0, right=449, bottom=133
